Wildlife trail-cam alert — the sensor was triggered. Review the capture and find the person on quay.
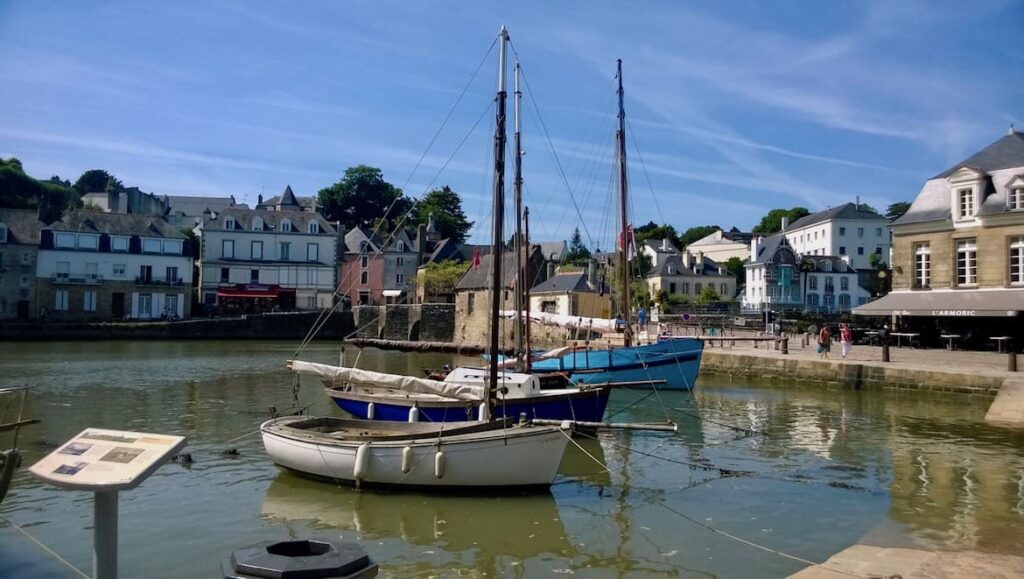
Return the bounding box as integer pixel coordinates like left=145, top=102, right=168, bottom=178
left=818, top=325, right=831, bottom=359
left=840, top=323, right=853, bottom=359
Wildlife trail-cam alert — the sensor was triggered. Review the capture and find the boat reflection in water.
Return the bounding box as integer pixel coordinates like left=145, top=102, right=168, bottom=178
left=261, top=471, right=571, bottom=565
left=558, top=432, right=612, bottom=487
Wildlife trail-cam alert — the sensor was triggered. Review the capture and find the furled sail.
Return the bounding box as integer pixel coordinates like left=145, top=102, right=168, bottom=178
left=288, top=360, right=484, bottom=401
left=500, top=310, right=619, bottom=334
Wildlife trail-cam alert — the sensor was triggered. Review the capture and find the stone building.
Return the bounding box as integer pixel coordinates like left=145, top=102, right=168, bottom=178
left=0, top=209, right=44, bottom=319
left=340, top=227, right=419, bottom=306
left=855, top=128, right=1024, bottom=343
left=37, top=211, right=193, bottom=321
left=646, top=250, right=736, bottom=303
left=529, top=264, right=612, bottom=319
left=453, top=247, right=547, bottom=346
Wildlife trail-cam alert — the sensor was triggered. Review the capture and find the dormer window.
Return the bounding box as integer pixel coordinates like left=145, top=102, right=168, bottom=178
left=1011, top=187, right=1023, bottom=211
left=252, top=217, right=263, bottom=231
left=397, top=241, right=405, bottom=252
left=280, top=219, right=292, bottom=232
left=957, top=188, right=975, bottom=219
left=822, top=261, right=832, bottom=272
left=224, top=217, right=236, bottom=230
left=308, top=222, right=319, bottom=234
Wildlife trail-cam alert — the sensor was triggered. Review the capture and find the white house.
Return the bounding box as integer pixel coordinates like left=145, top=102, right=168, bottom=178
left=781, top=202, right=891, bottom=270
left=195, top=196, right=339, bottom=313
left=685, top=229, right=753, bottom=263
left=641, top=238, right=679, bottom=269
left=37, top=211, right=193, bottom=320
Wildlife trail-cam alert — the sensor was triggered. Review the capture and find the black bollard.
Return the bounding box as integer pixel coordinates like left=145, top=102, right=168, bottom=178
left=882, top=339, right=890, bottom=363
left=781, top=337, right=789, bottom=355
left=1010, top=341, right=1017, bottom=372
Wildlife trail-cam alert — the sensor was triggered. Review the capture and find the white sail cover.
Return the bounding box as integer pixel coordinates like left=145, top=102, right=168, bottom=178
left=500, top=310, right=619, bottom=334
left=289, top=360, right=484, bottom=401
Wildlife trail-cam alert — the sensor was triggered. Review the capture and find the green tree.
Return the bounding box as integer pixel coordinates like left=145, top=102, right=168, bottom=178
left=633, top=221, right=680, bottom=248
left=417, top=260, right=470, bottom=301
left=857, top=202, right=879, bottom=214
left=74, top=169, right=117, bottom=195
left=0, top=158, right=39, bottom=209
left=724, top=256, right=746, bottom=288
left=412, top=186, right=473, bottom=243
left=885, top=202, right=911, bottom=220
left=694, top=285, right=720, bottom=305
left=317, top=165, right=412, bottom=231
left=752, top=207, right=810, bottom=234
left=566, top=227, right=590, bottom=264
left=678, top=225, right=721, bottom=248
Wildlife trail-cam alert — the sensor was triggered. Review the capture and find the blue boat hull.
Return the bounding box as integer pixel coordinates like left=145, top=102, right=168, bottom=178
left=329, top=387, right=611, bottom=423
left=528, top=338, right=703, bottom=391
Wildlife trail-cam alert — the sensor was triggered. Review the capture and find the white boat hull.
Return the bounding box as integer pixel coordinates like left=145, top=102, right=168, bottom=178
left=261, top=417, right=570, bottom=489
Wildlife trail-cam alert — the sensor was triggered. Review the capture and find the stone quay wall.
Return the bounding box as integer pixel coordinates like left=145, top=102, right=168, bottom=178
left=352, top=304, right=455, bottom=342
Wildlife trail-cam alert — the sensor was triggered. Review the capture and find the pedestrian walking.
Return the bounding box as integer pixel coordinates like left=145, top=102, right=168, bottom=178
left=818, top=325, right=831, bottom=359
left=840, top=323, right=853, bottom=359
left=637, top=306, right=647, bottom=329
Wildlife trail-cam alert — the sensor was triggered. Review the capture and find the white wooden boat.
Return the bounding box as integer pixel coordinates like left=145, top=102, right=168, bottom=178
left=261, top=416, right=569, bottom=489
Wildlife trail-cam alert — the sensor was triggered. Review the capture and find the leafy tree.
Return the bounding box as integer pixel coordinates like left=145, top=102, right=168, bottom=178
left=566, top=227, right=590, bottom=264
left=39, top=180, right=79, bottom=223
left=868, top=253, right=888, bottom=270
left=417, top=260, right=470, bottom=301
left=885, top=202, right=911, bottom=220
left=0, top=158, right=77, bottom=222
left=694, top=285, right=720, bottom=305
left=678, top=225, right=721, bottom=248
left=317, top=165, right=412, bottom=232
left=724, top=256, right=746, bottom=288
left=412, top=186, right=473, bottom=243
left=856, top=203, right=879, bottom=214
left=752, top=207, right=810, bottom=234
left=74, top=169, right=117, bottom=195
left=633, top=221, right=681, bottom=248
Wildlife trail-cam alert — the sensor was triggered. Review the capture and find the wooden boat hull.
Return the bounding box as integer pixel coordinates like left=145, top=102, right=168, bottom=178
left=261, top=417, right=570, bottom=489
left=528, top=338, right=703, bottom=391
left=327, top=386, right=610, bottom=423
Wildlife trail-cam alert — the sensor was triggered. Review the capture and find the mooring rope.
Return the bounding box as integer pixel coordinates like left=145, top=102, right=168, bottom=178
left=0, top=513, right=90, bottom=579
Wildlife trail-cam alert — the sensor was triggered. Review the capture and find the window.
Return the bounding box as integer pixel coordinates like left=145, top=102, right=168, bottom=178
left=143, top=238, right=162, bottom=253
left=875, top=228, right=882, bottom=237
left=360, top=255, right=369, bottom=268
left=857, top=227, right=864, bottom=238
left=139, top=265, right=152, bottom=283
left=806, top=293, right=819, bottom=306
left=306, top=269, right=316, bottom=285
left=164, top=294, right=178, bottom=317
left=222, top=239, right=235, bottom=259
left=839, top=227, right=846, bottom=236
left=251, top=241, right=263, bottom=260
left=875, top=247, right=882, bottom=255
left=720, top=283, right=728, bottom=295
left=808, top=276, right=818, bottom=290
left=166, top=266, right=178, bottom=283
left=681, top=282, right=690, bottom=295
left=20, top=252, right=30, bottom=265
left=84, top=291, right=97, bottom=312
left=55, top=290, right=69, bottom=311
left=839, top=246, right=846, bottom=255
left=823, top=294, right=835, bottom=309
left=250, top=269, right=259, bottom=284
left=541, top=300, right=558, bottom=314
left=224, top=217, right=236, bottom=229
left=308, top=222, right=319, bottom=234
left=397, top=241, right=405, bottom=252
left=838, top=294, right=851, bottom=310
left=85, top=262, right=98, bottom=281
left=824, top=277, right=834, bottom=292
left=307, top=243, right=318, bottom=262
left=914, top=243, right=930, bottom=288
left=280, top=219, right=292, bottom=232
left=814, top=231, right=818, bottom=240
left=56, top=261, right=70, bottom=279
left=956, top=238, right=977, bottom=285
left=220, top=267, right=230, bottom=283
left=114, top=263, right=125, bottom=277
left=111, top=236, right=129, bottom=252
left=396, top=273, right=405, bottom=284
left=55, top=233, right=76, bottom=248
left=467, top=292, right=475, bottom=314
left=957, top=188, right=974, bottom=218
left=279, top=242, right=290, bottom=260
left=857, top=247, right=864, bottom=255
left=252, top=216, right=264, bottom=231
left=138, top=294, right=152, bottom=318
left=360, top=271, right=369, bottom=285
left=669, top=282, right=677, bottom=294
left=695, top=282, right=702, bottom=293
left=396, top=257, right=405, bottom=266
left=1011, top=188, right=1024, bottom=211
left=1010, top=237, right=1024, bottom=285
left=823, top=261, right=832, bottom=272
left=840, top=277, right=849, bottom=291
left=162, top=239, right=182, bottom=255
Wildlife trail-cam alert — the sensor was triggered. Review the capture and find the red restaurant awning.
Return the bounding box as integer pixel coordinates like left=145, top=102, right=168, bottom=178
left=217, top=284, right=294, bottom=299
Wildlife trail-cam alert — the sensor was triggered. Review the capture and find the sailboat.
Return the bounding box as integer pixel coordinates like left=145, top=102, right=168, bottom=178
left=260, top=27, right=573, bottom=489
left=512, top=60, right=704, bottom=392
left=323, top=44, right=611, bottom=425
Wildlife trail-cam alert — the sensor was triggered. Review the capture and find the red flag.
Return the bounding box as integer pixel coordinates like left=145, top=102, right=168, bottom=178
left=617, top=225, right=636, bottom=261
left=472, top=248, right=481, bottom=271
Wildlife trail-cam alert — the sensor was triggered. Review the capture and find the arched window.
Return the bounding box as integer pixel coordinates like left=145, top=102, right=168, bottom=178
left=280, top=218, right=292, bottom=233
left=252, top=217, right=263, bottom=231
left=224, top=217, right=235, bottom=230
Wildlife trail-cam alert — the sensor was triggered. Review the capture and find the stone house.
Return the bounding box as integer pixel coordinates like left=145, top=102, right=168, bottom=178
left=340, top=227, right=419, bottom=306
left=529, top=265, right=611, bottom=319
left=453, top=246, right=547, bottom=345
left=0, top=209, right=44, bottom=319
left=37, top=211, right=193, bottom=321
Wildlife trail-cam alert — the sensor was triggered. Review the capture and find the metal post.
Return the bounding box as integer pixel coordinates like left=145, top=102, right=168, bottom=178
left=882, top=338, right=890, bottom=363
left=1010, top=341, right=1017, bottom=372
left=94, top=490, right=118, bottom=579
left=781, top=337, right=788, bottom=355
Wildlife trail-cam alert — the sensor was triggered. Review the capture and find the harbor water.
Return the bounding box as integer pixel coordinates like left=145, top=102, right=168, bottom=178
left=1, top=340, right=1023, bottom=577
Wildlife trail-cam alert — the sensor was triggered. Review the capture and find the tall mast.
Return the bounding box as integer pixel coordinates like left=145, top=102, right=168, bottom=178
left=487, top=26, right=509, bottom=417
left=513, top=59, right=525, bottom=371
left=523, top=206, right=532, bottom=372
left=616, top=59, right=632, bottom=347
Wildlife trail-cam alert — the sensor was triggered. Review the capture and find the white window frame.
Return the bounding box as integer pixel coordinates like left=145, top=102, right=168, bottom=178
left=113, top=263, right=126, bottom=277
left=956, top=238, right=977, bottom=286
left=84, top=290, right=97, bottom=312
left=1011, top=188, right=1024, bottom=211
left=224, top=217, right=236, bottom=230
left=142, top=238, right=162, bottom=253
left=56, top=261, right=70, bottom=280
left=396, top=273, right=405, bottom=284
left=166, top=266, right=178, bottom=283
left=397, top=241, right=405, bottom=252
left=280, top=219, right=292, bottom=233
left=222, top=239, right=235, bottom=259
left=138, top=293, right=153, bottom=318
left=279, top=242, right=290, bottom=261
left=840, top=277, right=849, bottom=291
left=55, top=233, right=76, bottom=248
left=162, top=239, right=182, bottom=255
left=251, top=240, right=263, bottom=260
left=957, top=188, right=974, bottom=219
left=914, top=243, right=930, bottom=288
left=54, top=289, right=69, bottom=311
left=111, top=236, right=129, bottom=252
left=252, top=216, right=263, bottom=231
left=308, top=221, right=319, bottom=234
left=307, top=243, right=318, bottom=262
left=1010, top=236, right=1024, bottom=286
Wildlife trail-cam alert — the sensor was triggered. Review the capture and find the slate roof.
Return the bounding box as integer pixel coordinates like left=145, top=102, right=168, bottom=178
left=747, top=234, right=793, bottom=265
left=258, top=186, right=316, bottom=211
left=47, top=211, right=186, bottom=239
left=0, top=209, right=45, bottom=244
left=799, top=255, right=857, bottom=274
left=531, top=272, right=594, bottom=294
left=894, top=129, right=1024, bottom=227
left=787, top=203, right=887, bottom=231
left=343, top=226, right=414, bottom=253
left=207, top=207, right=336, bottom=235
left=647, top=253, right=729, bottom=277
left=455, top=251, right=519, bottom=290
left=166, top=195, right=244, bottom=217
left=643, top=238, right=680, bottom=253
left=536, top=241, right=567, bottom=262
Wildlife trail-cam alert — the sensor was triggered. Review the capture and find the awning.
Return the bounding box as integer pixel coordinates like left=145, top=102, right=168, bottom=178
left=852, top=289, right=1024, bottom=317
left=382, top=290, right=403, bottom=297
left=217, top=284, right=294, bottom=299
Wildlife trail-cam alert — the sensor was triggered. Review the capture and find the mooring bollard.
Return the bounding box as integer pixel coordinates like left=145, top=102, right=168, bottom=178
left=1010, top=348, right=1018, bottom=372
left=781, top=337, right=789, bottom=355
left=882, top=339, right=890, bottom=363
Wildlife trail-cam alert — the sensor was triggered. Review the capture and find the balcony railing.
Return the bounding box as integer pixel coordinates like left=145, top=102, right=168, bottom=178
left=136, top=277, right=185, bottom=286
left=53, top=273, right=103, bottom=284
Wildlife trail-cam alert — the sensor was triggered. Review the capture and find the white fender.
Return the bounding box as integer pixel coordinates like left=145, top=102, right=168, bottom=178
left=354, top=443, right=370, bottom=481
left=401, top=446, right=413, bottom=474
left=478, top=402, right=489, bottom=422
left=408, top=406, right=420, bottom=423
left=434, top=450, right=446, bottom=479
left=366, top=402, right=375, bottom=420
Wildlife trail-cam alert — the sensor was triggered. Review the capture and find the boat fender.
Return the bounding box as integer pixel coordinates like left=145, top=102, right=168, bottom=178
left=434, top=450, right=445, bottom=479
left=401, top=446, right=414, bottom=474
left=367, top=402, right=375, bottom=420
left=354, top=443, right=370, bottom=481
left=560, top=420, right=573, bottom=431
left=408, top=406, right=419, bottom=423
left=478, top=402, right=489, bottom=422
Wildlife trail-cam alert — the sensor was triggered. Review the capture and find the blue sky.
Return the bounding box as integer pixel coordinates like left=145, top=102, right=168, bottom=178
left=2, top=1, right=1021, bottom=248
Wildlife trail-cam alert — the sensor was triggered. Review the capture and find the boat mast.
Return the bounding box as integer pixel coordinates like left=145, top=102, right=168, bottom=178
left=488, top=26, right=509, bottom=417
left=616, top=59, right=632, bottom=347
left=513, top=59, right=525, bottom=371
left=523, top=206, right=532, bottom=372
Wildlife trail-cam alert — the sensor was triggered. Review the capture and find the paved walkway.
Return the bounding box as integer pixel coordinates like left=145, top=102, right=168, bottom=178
left=789, top=544, right=1024, bottom=578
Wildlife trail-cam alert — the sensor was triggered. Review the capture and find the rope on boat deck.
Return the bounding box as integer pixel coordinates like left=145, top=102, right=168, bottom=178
left=0, top=513, right=90, bottom=579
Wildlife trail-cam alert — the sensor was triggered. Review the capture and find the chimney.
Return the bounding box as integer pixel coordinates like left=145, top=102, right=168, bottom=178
left=546, top=261, right=555, bottom=280
left=587, top=258, right=597, bottom=290
left=682, top=251, right=691, bottom=269
left=416, top=223, right=426, bottom=265
left=661, top=238, right=669, bottom=251
left=751, top=236, right=761, bottom=257
left=258, top=193, right=263, bottom=206
left=719, top=266, right=725, bottom=275
left=696, top=251, right=704, bottom=272
left=856, top=195, right=860, bottom=209
left=781, top=216, right=789, bottom=232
